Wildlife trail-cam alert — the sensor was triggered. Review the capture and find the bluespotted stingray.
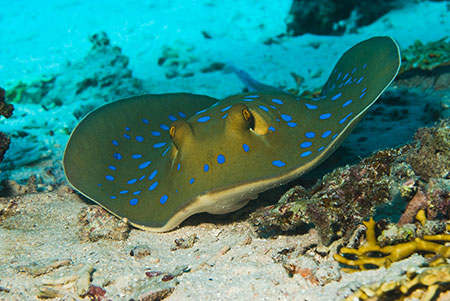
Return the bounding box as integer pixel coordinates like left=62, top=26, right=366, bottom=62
left=63, top=37, right=400, bottom=231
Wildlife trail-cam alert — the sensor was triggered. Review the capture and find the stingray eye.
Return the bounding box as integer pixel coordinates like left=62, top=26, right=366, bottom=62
left=169, top=126, right=176, bottom=138
left=242, top=108, right=252, bottom=121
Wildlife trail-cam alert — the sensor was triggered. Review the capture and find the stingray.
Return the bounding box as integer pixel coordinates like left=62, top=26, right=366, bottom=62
left=63, top=36, right=401, bottom=231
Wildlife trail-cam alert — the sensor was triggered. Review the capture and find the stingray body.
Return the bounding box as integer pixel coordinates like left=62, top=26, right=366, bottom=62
left=64, top=37, right=400, bottom=231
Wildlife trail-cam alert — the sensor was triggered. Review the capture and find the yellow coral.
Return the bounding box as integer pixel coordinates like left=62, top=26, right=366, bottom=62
left=334, top=210, right=450, bottom=272
left=346, top=264, right=450, bottom=301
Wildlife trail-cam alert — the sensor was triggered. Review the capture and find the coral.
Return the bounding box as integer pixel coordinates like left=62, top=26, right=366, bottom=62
left=4, top=32, right=142, bottom=111
left=346, top=263, right=450, bottom=300
left=286, top=0, right=400, bottom=36
left=406, top=119, right=450, bottom=180
left=0, top=87, right=14, bottom=118
left=251, top=148, right=405, bottom=245
left=0, top=87, right=13, bottom=166
left=333, top=210, right=450, bottom=272
left=157, top=41, right=197, bottom=79
left=396, top=38, right=450, bottom=91
left=400, top=38, right=450, bottom=74
left=78, top=205, right=130, bottom=242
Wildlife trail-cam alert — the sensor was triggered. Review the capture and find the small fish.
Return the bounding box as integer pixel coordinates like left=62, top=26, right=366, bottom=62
left=63, top=37, right=400, bottom=231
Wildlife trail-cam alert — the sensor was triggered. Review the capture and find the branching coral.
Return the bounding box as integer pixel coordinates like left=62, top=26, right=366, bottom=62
left=334, top=210, right=450, bottom=272
left=346, top=263, right=450, bottom=300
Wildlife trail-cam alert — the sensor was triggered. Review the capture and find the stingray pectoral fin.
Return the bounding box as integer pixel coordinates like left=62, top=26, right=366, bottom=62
left=63, top=93, right=219, bottom=231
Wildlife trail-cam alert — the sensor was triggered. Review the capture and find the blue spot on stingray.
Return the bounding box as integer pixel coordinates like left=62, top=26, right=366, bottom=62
left=125, top=127, right=130, bottom=131
left=362, top=64, right=367, bottom=69
left=360, top=91, right=366, bottom=98
left=196, top=108, right=207, bottom=115
left=281, top=114, right=292, bottom=122
left=357, top=76, right=364, bottom=84
left=204, top=164, right=209, bottom=172
left=120, top=190, right=128, bottom=194
left=133, top=191, right=141, bottom=195
left=132, top=154, right=142, bottom=159
left=221, top=105, right=232, bottom=112
left=148, top=170, right=158, bottom=180
left=276, top=118, right=280, bottom=122
left=148, top=182, right=158, bottom=191
left=270, top=105, right=277, bottom=110
left=113, top=153, right=122, bottom=160
left=272, top=160, right=286, bottom=167
left=272, top=98, right=283, bottom=105
left=153, top=142, right=166, bottom=149
left=160, top=124, right=170, bottom=131
left=179, top=112, right=186, bottom=118
left=331, top=92, right=342, bottom=101
left=105, top=175, right=114, bottom=181
left=305, top=132, right=316, bottom=138
left=321, top=130, right=332, bottom=138
left=169, top=115, right=177, bottom=121
left=339, top=112, right=353, bottom=124
left=177, top=163, right=181, bottom=171
left=160, top=195, right=168, bottom=204
left=130, top=198, right=138, bottom=206
left=287, top=122, right=297, bottom=127
left=108, top=165, right=117, bottom=171
left=319, top=113, right=332, bottom=120
left=142, top=118, right=150, bottom=124
left=305, top=103, right=318, bottom=110
left=345, top=78, right=352, bottom=85
left=110, top=196, right=117, bottom=199
left=259, top=105, right=269, bottom=112
left=152, top=131, right=161, bottom=136
left=124, top=134, right=131, bottom=140
left=221, top=113, right=228, bottom=119
left=268, top=126, right=276, bottom=132
left=136, top=136, right=144, bottom=142
left=343, top=73, right=348, bottom=80
left=300, top=151, right=312, bottom=157
left=343, top=99, right=353, bottom=107
left=139, top=175, right=146, bottom=181
left=197, top=116, right=211, bottom=123
left=300, top=141, right=312, bottom=148
left=112, top=140, right=119, bottom=146
left=245, top=95, right=259, bottom=98
left=97, top=184, right=102, bottom=187
left=318, top=146, right=325, bottom=152
left=352, top=67, right=357, bottom=74
left=243, top=144, right=250, bottom=152
left=217, top=154, right=225, bottom=164
left=128, top=179, right=137, bottom=185
left=332, top=133, right=338, bottom=139
left=139, top=161, right=151, bottom=169
left=337, top=72, right=341, bottom=80
left=242, top=98, right=254, bottom=102
left=190, top=178, right=195, bottom=184
left=162, top=147, right=170, bottom=156
left=338, top=83, right=344, bottom=89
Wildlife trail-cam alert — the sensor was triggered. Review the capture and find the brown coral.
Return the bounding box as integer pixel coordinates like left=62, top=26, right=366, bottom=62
left=0, top=87, right=13, bottom=165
